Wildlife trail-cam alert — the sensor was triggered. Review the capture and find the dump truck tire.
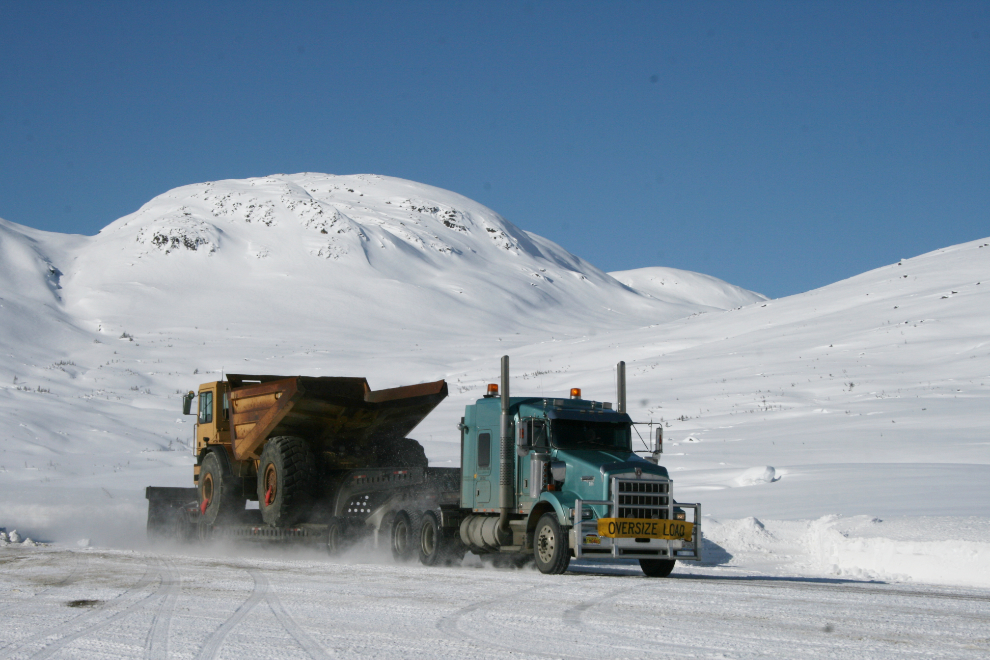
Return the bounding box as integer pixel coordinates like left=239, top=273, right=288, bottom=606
left=390, top=510, right=422, bottom=562
left=199, top=450, right=245, bottom=525
left=534, top=512, right=570, bottom=575
left=639, top=558, right=676, bottom=578
left=258, top=436, right=317, bottom=527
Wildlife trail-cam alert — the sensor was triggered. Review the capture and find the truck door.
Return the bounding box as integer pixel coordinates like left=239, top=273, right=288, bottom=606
left=197, top=385, right=216, bottom=454
left=474, top=430, right=493, bottom=507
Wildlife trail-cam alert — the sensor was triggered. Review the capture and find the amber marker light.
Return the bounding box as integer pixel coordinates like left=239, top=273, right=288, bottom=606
left=487, top=383, right=499, bottom=396
left=570, top=388, right=581, bottom=399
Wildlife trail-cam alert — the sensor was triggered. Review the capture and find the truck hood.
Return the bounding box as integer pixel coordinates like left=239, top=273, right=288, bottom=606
left=553, top=449, right=669, bottom=504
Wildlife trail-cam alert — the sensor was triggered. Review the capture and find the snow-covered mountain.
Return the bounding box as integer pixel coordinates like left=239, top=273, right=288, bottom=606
left=62, top=173, right=763, bottom=352
left=609, top=266, right=768, bottom=312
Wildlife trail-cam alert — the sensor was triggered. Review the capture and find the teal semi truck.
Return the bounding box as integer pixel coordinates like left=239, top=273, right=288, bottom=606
left=146, top=357, right=701, bottom=576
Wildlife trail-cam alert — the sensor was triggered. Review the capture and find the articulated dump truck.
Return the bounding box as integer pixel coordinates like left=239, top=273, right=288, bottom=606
left=147, top=357, right=701, bottom=576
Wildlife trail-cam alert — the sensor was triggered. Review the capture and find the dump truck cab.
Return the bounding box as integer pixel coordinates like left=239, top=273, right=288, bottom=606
left=182, top=381, right=235, bottom=487
left=190, top=381, right=231, bottom=454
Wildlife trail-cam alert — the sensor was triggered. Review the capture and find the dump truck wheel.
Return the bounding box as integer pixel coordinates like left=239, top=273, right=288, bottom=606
left=534, top=512, right=570, bottom=575
left=639, top=558, right=676, bottom=578
left=257, top=436, right=317, bottom=527
left=391, top=510, right=422, bottom=562
left=199, top=451, right=245, bottom=525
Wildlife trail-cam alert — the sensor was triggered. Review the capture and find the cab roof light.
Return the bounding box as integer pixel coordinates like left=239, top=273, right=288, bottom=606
left=570, top=388, right=581, bottom=399
left=485, top=383, right=499, bottom=398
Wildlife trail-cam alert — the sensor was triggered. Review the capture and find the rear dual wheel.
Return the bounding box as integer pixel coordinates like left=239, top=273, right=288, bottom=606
left=418, top=512, right=465, bottom=566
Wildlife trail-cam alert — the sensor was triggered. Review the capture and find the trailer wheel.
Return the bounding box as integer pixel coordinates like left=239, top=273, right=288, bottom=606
left=391, top=510, right=422, bottom=562
left=534, top=512, right=570, bottom=575
left=639, top=558, right=676, bottom=578
left=199, top=450, right=245, bottom=525
left=257, top=436, right=317, bottom=527
left=326, top=519, right=346, bottom=556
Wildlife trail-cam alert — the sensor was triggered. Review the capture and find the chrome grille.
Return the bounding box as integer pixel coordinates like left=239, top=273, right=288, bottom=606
left=616, top=479, right=669, bottom=519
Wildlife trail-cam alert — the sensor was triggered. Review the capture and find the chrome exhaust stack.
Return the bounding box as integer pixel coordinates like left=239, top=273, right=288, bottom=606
left=497, top=355, right=513, bottom=545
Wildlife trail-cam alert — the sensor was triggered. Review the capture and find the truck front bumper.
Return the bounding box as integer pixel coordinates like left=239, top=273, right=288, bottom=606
left=571, top=490, right=702, bottom=561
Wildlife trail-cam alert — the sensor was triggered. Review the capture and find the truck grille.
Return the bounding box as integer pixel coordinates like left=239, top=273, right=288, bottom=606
left=616, top=480, right=669, bottom=519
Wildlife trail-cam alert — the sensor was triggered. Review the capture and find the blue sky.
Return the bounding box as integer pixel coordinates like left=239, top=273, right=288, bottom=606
left=1, top=1, right=986, bottom=298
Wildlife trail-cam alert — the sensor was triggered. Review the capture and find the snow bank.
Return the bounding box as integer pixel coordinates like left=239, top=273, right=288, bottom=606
left=703, top=514, right=990, bottom=589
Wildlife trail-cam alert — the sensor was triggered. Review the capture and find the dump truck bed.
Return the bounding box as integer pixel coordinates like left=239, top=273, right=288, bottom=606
left=225, top=374, right=448, bottom=462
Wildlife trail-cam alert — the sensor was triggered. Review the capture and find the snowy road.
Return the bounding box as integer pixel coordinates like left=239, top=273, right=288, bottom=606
left=1, top=546, right=988, bottom=659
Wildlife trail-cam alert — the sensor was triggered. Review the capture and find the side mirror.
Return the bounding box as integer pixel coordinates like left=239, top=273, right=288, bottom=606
left=182, top=391, right=196, bottom=416
left=654, top=426, right=663, bottom=454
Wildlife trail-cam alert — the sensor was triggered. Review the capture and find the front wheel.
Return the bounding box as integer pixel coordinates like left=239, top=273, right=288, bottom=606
left=199, top=450, right=245, bottom=525
left=640, top=558, right=676, bottom=577
left=533, top=512, right=570, bottom=575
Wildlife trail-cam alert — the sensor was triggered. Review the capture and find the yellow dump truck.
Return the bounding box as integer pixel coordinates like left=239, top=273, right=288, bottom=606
left=147, top=374, right=451, bottom=539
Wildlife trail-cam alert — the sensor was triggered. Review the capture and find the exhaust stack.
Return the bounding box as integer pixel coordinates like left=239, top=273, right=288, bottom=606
left=616, top=361, right=627, bottom=414
left=497, top=355, right=513, bottom=545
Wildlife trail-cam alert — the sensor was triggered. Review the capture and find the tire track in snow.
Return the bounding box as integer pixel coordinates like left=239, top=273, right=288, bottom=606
left=146, top=558, right=181, bottom=660
left=249, top=569, right=330, bottom=660
left=437, top=583, right=603, bottom=660
left=0, top=551, right=87, bottom=616
left=562, top=585, right=629, bottom=628
left=194, top=567, right=266, bottom=660
left=0, top=557, right=159, bottom=660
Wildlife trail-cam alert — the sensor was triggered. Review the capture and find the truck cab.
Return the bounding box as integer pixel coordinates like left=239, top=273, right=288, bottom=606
left=459, top=379, right=701, bottom=574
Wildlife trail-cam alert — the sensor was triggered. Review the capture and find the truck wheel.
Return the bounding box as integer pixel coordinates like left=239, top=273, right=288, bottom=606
left=199, top=450, right=245, bottom=525
left=640, top=558, right=676, bottom=578
left=419, top=512, right=451, bottom=566
left=391, top=510, right=422, bottom=562
left=257, top=436, right=317, bottom=527
left=534, top=512, right=570, bottom=575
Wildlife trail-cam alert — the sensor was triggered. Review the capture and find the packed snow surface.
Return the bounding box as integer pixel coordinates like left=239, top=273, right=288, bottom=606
left=0, top=545, right=987, bottom=660
left=1, top=173, right=989, bottom=656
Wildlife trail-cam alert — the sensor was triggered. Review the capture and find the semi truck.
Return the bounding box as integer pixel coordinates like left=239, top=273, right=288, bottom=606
left=146, top=357, right=701, bottom=576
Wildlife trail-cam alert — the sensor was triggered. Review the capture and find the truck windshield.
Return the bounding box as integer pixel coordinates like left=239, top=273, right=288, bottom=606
left=550, top=419, right=631, bottom=451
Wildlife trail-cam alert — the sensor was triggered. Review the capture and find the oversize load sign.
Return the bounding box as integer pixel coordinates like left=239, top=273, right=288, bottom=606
left=597, top=518, right=694, bottom=540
